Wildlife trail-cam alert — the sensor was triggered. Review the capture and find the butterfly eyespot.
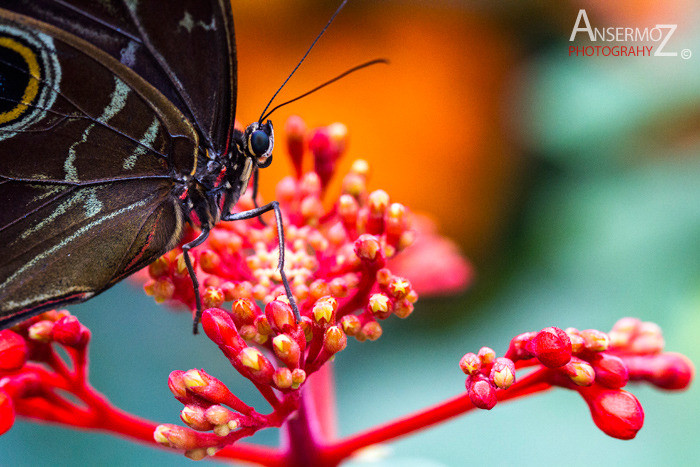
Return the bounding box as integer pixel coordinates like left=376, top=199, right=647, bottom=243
left=250, top=129, right=270, bottom=156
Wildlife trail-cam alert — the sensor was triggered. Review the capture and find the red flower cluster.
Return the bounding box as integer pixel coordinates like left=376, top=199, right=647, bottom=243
left=460, top=319, right=694, bottom=439
left=143, top=117, right=421, bottom=344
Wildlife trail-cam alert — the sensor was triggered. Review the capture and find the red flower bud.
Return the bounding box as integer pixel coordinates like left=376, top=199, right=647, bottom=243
left=0, top=390, right=15, bottom=435
left=563, top=357, right=595, bottom=386
left=579, top=386, right=644, bottom=440
left=312, top=296, right=338, bottom=326
left=51, top=316, right=85, bottom=347
left=310, top=125, right=345, bottom=188
left=237, top=348, right=274, bottom=385
left=199, top=250, right=221, bottom=273
left=323, top=326, right=347, bottom=355
left=273, top=367, right=293, bottom=389
left=154, top=424, right=199, bottom=450
left=340, top=315, right=361, bottom=336
left=148, top=255, right=170, bottom=278
left=490, top=358, right=516, bottom=389
left=266, top=300, right=296, bottom=332
left=387, top=277, right=411, bottom=300
left=527, top=327, right=572, bottom=368
left=354, top=234, right=382, bottom=262
left=591, top=354, right=629, bottom=389
left=168, top=370, right=189, bottom=400
left=580, top=329, right=609, bottom=352
left=505, top=332, right=537, bottom=361
left=626, top=353, right=695, bottom=390
left=202, top=286, right=224, bottom=309
left=291, top=368, right=306, bottom=389
left=0, top=330, right=28, bottom=371
left=477, top=347, right=496, bottom=366
left=181, top=369, right=235, bottom=405
left=466, top=375, right=497, bottom=410
left=362, top=321, right=383, bottom=341
left=285, top=115, right=307, bottom=177
left=201, top=308, right=245, bottom=353
left=181, top=405, right=214, bottom=431
left=459, top=353, right=481, bottom=376
left=272, top=334, right=301, bottom=367
left=231, top=298, right=259, bottom=326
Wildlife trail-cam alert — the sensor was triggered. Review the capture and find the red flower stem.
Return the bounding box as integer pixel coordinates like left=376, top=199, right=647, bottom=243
left=304, top=330, right=324, bottom=368
left=44, top=347, right=72, bottom=381
left=280, top=392, right=325, bottom=467
left=253, top=381, right=281, bottom=409
left=17, top=378, right=284, bottom=465
left=320, top=369, right=553, bottom=464
left=307, top=364, right=338, bottom=440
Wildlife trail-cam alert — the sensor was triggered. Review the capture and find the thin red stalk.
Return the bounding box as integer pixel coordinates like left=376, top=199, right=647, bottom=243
left=18, top=379, right=284, bottom=465
left=307, top=364, right=338, bottom=440
left=320, top=369, right=554, bottom=464
left=44, top=347, right=72, bottom=381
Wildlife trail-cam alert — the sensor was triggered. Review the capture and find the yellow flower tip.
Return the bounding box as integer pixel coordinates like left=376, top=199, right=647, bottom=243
left=580, top=329, right=609, bottom=352
left=569, top=361, right=595, bottom=386
left=369, top=294, right=391, bottom=314
left=478, top=347, right=496, bottom=365
left=185, top=448, right=207, bottom=461
left=368, top=189, right=390, bottom=215
left=387, top=202, right=406, bottom=220
left=350, top=158, right=370, bottom=177
left=202, top=286, right=224, bottom=309
left=341, top=315, right=361, bottom=336
left=493, top=367, right=515, bottom=389
left=328, top=122, right=348, bottom=144
left=213, top=424, right=231, bottom=437
left=175, top=254, right=188, bottom=275
left=388, top=277, right=410, bottom=299
left=273, top=334, right=293, bottom=355
left=148, top=256, right=170, bottom=277
left=28, top=320, right=53, bottom=342
left=323, top=325, right=347, bottom=354
left=182, top=369, right=207, bottom=389
left=180, top=406, right=196, bottom=425
left=459, top=353, right=480, bottom=375
left=312, top=296, right=337, bottom=324
left=341, top=172, right=366, bottom=198
left=291, top=368, right=306, bottom=388
left=355, top=235, right=381, bottom=261
left=273, top=367, right=293, bottom=389
left=153, top=425, right=172, bottom=446
left=238, top=347, right=263, bottom=371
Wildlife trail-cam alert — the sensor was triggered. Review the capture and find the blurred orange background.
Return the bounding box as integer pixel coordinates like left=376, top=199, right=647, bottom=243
left=232, top=1, right=523, bottom=267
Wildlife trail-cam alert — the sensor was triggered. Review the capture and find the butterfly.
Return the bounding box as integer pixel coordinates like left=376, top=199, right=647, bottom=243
left=0, top=0, right=300, bottom=331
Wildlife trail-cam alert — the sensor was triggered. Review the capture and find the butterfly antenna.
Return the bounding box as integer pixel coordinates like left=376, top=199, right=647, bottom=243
left=260, top=59, right=388, bottom=122
left=258, top=0, right=349, bottom=123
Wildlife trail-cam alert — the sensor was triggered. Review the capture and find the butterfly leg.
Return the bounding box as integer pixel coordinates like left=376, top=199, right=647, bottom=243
left=251, top=166, right=267, bottom=226
left=223, top=201, right=301, bottom=321
left=182, top=230, right=210, bottom=334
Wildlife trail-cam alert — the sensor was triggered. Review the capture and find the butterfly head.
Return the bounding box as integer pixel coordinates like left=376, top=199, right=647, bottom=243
left=243, top=120, right=274, bottom=169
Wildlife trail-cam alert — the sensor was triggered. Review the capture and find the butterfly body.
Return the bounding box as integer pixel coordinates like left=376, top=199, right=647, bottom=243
left=0, top=1, right=279, bottom=328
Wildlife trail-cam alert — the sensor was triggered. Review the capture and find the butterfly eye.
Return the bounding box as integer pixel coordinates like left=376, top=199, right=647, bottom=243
left=250, top=129, right=270, bottom=156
